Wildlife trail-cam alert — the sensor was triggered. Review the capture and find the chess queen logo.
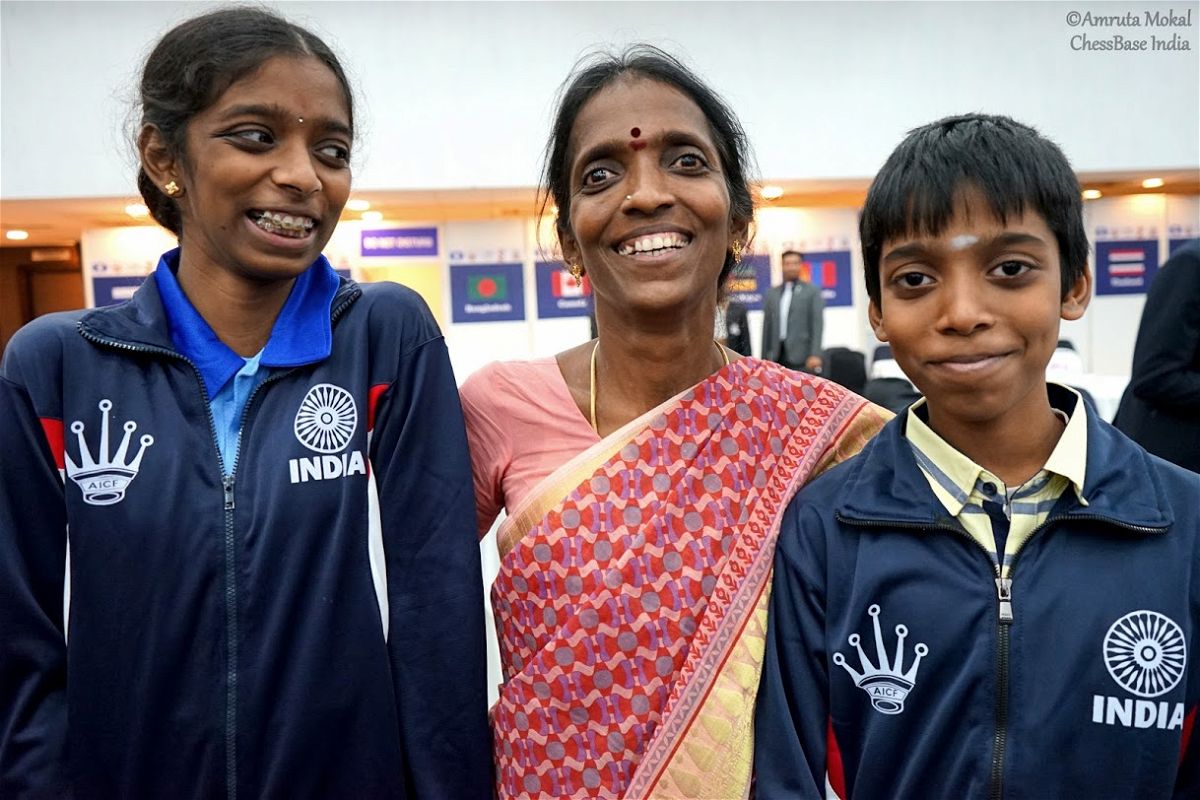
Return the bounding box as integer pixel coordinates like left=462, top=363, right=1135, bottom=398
left=834, top=604, right=928, bottom=715
left=66, top=399, right=154, bottom=506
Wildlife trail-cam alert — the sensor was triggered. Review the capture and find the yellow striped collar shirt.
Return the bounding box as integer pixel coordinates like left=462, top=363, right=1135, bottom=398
left=904, top=385, right=1089, bottom=578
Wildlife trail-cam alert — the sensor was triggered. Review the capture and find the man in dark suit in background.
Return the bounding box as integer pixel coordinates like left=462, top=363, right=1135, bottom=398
left=761, top=250, right=825, bottom=371
left=1115, top=241, right=1200, bottom=473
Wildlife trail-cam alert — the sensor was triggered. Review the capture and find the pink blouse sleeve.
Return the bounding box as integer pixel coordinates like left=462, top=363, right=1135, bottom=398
left=459, top=365, right=509, bottom=539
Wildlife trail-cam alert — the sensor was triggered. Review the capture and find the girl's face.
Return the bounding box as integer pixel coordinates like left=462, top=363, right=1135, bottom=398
left=170, top=55, right=352, bottom=283
left=559, top=77, right=744, bottom=320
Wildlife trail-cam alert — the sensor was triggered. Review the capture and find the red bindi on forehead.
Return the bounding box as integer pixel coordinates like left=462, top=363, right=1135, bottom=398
left=630, top=127, right=646, bottom=151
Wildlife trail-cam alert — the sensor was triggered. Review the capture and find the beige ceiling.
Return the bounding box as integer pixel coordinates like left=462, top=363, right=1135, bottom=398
left=2, top=171, right=1196, bottom=248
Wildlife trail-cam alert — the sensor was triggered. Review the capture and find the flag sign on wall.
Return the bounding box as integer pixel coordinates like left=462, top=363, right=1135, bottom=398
left=800, top=250, right=853, bottom=307
left=1168, top=224, right=1198, bottom=257
left=360, top=226, right=439, bottom=258
left=726, top=255, right=771, bottom=311
left=535, top=261, right=593, bottom=318
left=451, top=262, right=525, bottom=323
left=1095, top=239, right=1159, bottom=295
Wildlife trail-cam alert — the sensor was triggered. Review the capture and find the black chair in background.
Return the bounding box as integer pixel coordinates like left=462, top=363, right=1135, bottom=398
left=822, top=347, right=867, bottom=395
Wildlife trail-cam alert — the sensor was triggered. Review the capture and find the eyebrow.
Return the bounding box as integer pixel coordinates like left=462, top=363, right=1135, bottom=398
left=883, top=231, right=1049, bottom=263
left=216, top=103, right=352, bottom=137
left=573, top=129, right=714, bottom=169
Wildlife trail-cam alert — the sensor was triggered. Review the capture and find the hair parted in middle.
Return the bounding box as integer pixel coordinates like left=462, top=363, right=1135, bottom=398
left=135, top=6, right=355, bottom=236
left=540, top=44, right=757, bottom=288
left=858, top=113, right=1089, bottom=307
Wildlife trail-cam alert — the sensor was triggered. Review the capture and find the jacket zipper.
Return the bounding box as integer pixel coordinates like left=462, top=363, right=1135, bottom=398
left=837, top=510, right=1165, bottom=800
left=837, top=515, right=1013, bottom=799
left=211, top=290, right=357, bottom=798
left=989, top=514, right=1164, bottom=799
left=80, top=289, right=359, bottom=799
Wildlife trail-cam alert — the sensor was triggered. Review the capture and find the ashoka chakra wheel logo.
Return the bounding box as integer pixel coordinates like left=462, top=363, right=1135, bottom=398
left=294, top=383, right=358, bottom=453
left=1103, top=610, right=1186, bottom=698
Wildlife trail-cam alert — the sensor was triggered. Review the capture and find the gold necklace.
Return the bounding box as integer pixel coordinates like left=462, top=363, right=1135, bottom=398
left=589, top=339, right=730, bottom=432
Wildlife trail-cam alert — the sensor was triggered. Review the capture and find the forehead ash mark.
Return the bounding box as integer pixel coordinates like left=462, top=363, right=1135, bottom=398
left=949, top=234, right=978, bottom=251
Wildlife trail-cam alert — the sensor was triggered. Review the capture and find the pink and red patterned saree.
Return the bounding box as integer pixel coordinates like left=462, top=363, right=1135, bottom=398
left=491, top=358, right=887, bottom=799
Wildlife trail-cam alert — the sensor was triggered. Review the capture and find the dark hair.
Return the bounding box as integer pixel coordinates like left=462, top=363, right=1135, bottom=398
left=540, top=44, right=756, bottom=287
left=781, top=250, right=804, bottom=261
left=859, top=113, right=1088, bottom=306
left=136, top=7, right=354, bottom=235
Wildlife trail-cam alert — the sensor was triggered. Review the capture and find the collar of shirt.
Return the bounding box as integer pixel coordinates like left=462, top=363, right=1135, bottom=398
left=153, top=248, right=339, bottom=398
left=904, top=384, right=1089, bottom=517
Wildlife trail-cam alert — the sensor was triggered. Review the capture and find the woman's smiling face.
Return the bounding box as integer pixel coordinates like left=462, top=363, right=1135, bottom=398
left=560, top=77, right=744, bottom=319
left=170, top=55, right=352, bottom=283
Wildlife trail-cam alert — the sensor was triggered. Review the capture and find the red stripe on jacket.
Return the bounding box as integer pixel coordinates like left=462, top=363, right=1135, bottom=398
left=367, top=383, right=389, bottom=433
left=827, top=716, right=846, bottom=799
left=1182, top=705, right=1197, bottom=766
left=40, top=418, right=65, bottom=470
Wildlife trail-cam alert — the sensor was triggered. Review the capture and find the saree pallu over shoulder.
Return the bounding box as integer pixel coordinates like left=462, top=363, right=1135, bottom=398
left=492, top=359, right=888, bottom=799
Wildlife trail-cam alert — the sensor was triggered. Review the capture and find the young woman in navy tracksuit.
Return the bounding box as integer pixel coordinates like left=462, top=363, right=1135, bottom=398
left=0, top=9, right=490, bottom=798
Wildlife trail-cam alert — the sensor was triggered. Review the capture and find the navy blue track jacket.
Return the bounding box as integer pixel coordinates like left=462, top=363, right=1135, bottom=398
left=754, top=399, right=1200, bottom=799
left=0, top=271, right=492, bottom=798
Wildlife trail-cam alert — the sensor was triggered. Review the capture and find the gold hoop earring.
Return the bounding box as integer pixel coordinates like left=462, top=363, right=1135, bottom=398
left=568, top=260, right=584, bottom=287
left=731, top=240, right=744, bottom=265
left=163, top=180, right=182, bottom=198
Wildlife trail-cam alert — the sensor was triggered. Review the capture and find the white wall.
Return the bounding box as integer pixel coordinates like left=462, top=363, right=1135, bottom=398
left=2, top=1, right=1197, bottom=199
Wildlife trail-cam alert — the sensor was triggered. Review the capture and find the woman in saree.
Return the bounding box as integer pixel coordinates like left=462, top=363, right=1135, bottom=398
left=460, top=46, right=888, bottom=799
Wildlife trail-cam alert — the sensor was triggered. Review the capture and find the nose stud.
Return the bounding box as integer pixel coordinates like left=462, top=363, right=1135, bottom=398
left=625, top=195, right=633, bottom=202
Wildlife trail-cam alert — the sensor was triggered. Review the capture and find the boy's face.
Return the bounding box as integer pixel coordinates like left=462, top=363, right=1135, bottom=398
left=868, top=189, right=1091, bottom=431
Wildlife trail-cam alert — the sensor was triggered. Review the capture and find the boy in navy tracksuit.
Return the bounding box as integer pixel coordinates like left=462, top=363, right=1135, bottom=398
left=754, top=114, right=1200, bottom=798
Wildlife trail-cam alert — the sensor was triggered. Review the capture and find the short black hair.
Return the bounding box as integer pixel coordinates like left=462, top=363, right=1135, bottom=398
left=136, top=7, right=354, bottom=235
left=781, top=250, right=804, bottom=261
left=540, top=44, right=756, bottom=288
left=859, top=113, right=1087, bottom=306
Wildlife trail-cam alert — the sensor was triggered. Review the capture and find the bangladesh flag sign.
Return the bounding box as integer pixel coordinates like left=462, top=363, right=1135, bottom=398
left=467, top=274, right=507, bottom=301
left=452, top=263, right=525, bottom=323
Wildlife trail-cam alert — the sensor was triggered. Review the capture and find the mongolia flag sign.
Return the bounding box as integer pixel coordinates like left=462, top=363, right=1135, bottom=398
left=800, top=250, right=853, bottom=307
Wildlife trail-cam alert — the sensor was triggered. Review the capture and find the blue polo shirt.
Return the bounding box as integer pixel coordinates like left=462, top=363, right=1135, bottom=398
left=153, top=249, right=339, bottom=473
